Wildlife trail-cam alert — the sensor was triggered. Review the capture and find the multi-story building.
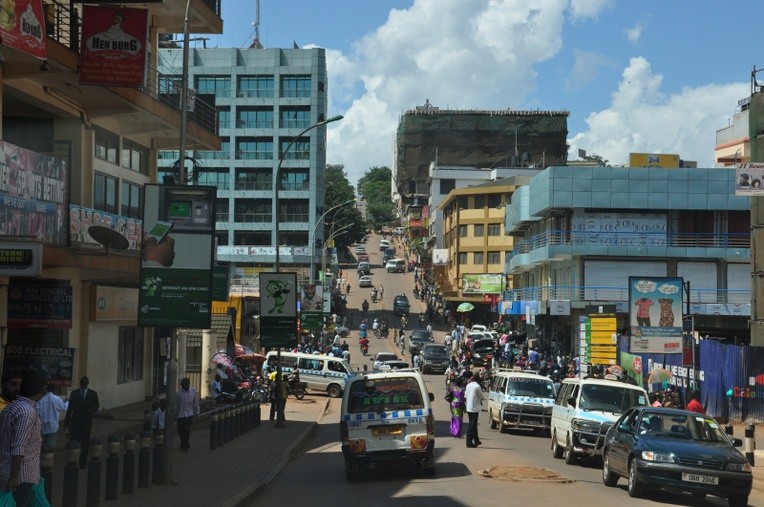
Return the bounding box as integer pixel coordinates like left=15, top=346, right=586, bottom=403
left=0, top=0, right=222, bottom=407
left=715, top=97, right=751, bottom=166
left=505, top=166, right=750, bottom=353
left=394, top=102, right=568, bottom=216
left=157, top=47, right=329, bottom=288
left=437, top=178, right=527, bottom=315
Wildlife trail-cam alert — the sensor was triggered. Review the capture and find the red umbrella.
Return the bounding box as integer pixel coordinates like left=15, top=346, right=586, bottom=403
left=237, top=353, right=266, bottom=365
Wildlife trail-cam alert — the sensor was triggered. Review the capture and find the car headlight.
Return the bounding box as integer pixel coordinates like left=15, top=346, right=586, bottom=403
left=726, top=461, right=752, bottom=473
left=571, top=418, right=600, bottom=433
left=641, top=451, right=675, bottom=463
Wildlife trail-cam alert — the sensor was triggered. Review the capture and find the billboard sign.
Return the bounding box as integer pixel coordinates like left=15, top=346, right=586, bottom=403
left=8, top=284, right=72, bottom=329
left=138, top=185, right=216, bottom=328
left=735, top=163, right=764, bottom=196
left=462, top=273, right=503, bottom=294
left=3, top=345, right=75, bottom=386
left=629, top=276, right=683, bottom=354
left=629, top=153, right=680, bottom=168
left=0, top=0, right=46, bottom=59
left=259, top=272, right=298, bottom=348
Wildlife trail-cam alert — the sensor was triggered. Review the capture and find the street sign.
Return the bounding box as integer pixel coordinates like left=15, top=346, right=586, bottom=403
left=259, top=272, right=298, bottom=348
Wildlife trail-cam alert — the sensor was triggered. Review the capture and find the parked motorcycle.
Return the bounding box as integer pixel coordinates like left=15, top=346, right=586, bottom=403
left=286, top=372, right=307, bottom=400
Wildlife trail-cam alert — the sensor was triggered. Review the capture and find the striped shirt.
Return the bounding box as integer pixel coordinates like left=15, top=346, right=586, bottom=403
left=0, top=397, right=41, bottom=485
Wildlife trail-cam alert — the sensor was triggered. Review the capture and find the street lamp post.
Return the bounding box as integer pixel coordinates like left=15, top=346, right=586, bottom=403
left=273, top=114, right=342, bottom=427
left=309, top=199, right=354, bottom=284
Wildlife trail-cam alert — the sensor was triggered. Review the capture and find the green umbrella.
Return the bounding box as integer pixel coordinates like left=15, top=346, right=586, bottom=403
left=646, top=368, right=673, bottom=384
left=456, top=302, right=475, bottom=313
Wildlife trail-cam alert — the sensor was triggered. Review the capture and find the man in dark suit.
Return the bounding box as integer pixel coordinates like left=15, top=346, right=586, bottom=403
left=64, top=376, right=99, bottom=468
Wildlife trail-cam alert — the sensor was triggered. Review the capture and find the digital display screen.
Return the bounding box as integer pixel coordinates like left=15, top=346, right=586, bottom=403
left=167, top=200, right=192, bottom=218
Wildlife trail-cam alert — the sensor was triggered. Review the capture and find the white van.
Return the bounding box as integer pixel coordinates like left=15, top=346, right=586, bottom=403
left=487, top=370, right=556, bottom=434
left=550, top=377, right=648, bottom=465
left=340, top=368, right=435, bottom=480
left=262, top=351, right=353, bottom=398
left=386, top=258, right=406, bottom=273
left=393, top=227, right=406, bottom=236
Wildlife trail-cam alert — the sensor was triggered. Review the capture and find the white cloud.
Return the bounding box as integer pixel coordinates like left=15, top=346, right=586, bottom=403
left=568, top=57, right=746, bottom=166
left=624, top=18, right=648, bottom=44
left=327, top=0, right=569, bottom=184
left=565, top=49, right=616, bottom=91
left=568, top=0, right=615, bottom=21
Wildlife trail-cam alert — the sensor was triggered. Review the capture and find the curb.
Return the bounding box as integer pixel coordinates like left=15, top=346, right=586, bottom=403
left=222, top=398, right=330, bottom=507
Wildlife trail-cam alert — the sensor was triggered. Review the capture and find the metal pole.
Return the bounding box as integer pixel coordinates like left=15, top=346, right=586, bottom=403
left=273, top=115, right=343, bottom=427
left=309, top=199, right=353, bottom=285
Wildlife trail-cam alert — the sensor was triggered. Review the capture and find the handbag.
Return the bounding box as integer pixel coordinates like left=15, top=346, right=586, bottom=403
left=444, top=391, right=454, bottom=403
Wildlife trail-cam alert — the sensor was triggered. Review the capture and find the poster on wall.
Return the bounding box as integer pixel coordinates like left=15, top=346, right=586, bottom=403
left=462, top=273, right=503, bottom=294
left=3, top=345, right=75, bottom=386
left=629, top=276, right=683, bottom=354
left=7, top=284, right=72, bottom=329
left=0, top=0, right=47, bottom=59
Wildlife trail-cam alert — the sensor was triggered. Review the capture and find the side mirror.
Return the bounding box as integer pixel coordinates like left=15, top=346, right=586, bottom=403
left=567, top=397, right=577, bottom=408
left=617, top=423, right=631, bottom=433
left=731, top=438, right=743, bottom=447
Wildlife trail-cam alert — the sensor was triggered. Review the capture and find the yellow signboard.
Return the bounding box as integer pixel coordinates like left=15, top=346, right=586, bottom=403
left=629, top=152, right=680, bottom=168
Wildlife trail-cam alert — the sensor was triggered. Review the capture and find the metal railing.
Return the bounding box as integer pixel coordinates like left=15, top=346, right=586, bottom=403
left=504, top=285, right=750, bottom=304
left=510, top=229, right=750, bottom=258
left=234, top=181, right=273, bottom=191
left=236, top=151, right=272, bottom=160
left=234, top=213, right=272, bottom=223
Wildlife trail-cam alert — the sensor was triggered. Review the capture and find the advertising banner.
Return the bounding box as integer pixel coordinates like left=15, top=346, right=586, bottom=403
left=79, top=6, right=148, bottom=87
left=462, top=273, right=503, bottom=294
left=0, top=0, right=46, bottom=59
left=3, top=345, right=75, bottom=386
left=0, top=243, right=41, bottom=276
left=299, top=284, right=323, bottom=312
left=300, top=312, right=323, bottom=332
left=589, top=313, right=617, bottom=364
left=629, top=152, right=680, bottom=168
left=629, top=276, right=683, bottom=354
left=735, top=163, right=764, bottom=196
left=259, top=273, right=298, bottom=348
left=138, top=185, right=216, bottom=328
left=0, top=140, right=68, bottom=245
left=619, top=351, right=644, bottom=388
left=70, top=204, right=142, bottom=252
left=7, top=284, right=72, bottom=329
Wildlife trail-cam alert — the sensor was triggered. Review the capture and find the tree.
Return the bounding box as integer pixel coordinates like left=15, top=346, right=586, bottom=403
left=357, top=166, right=394, bottom=228
left=323, top=165, right=364, bottom=250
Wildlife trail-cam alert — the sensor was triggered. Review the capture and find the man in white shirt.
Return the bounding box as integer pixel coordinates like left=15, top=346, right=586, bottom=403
left=38, top=383, right=68, bottom=449
left=464, top=371, right=484, bottom=448
left=175, top=377, right=200, bottom=452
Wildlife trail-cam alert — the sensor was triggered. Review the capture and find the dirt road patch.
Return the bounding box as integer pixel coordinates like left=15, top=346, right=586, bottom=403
left=479, top=465, right=574, bottom=483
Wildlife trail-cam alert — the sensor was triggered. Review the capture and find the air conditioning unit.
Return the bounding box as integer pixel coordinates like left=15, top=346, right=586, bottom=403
left=237, top=91, right=246, bottom=98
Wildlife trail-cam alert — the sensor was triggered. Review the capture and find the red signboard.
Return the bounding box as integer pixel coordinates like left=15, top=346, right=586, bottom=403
left=0, top=0, right=47, bottom=59
left=79, top=6, right=148, bottom=87
left=409, top=219, right=422, bottom=228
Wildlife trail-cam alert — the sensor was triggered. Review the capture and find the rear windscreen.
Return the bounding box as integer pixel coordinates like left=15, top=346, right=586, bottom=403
left=347, top=378, right=424, bottom=413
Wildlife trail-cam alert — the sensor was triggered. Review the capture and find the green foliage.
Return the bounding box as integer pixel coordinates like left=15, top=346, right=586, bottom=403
left=357, top=166, right=394, bottom=228
left=324, top=165, right=365, bottom=249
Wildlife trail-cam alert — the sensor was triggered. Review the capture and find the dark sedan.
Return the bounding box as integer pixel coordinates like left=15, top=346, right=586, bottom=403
left=470, top=338, right=495, bottom=366
left=601, top=407, right=751, bottom=507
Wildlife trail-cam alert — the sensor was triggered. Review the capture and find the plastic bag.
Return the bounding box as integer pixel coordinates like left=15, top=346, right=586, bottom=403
left=0, top=490, right=14, bottom=507
left=32, top=479, right=50, bottom=507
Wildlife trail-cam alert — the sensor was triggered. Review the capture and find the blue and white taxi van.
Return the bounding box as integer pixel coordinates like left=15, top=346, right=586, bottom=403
left=487, top=369, right=556, bottom=434
left=263, top=351, right=352, bottom=398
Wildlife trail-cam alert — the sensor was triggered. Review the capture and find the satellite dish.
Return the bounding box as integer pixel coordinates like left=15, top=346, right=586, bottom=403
left=88, top=225, right=129, bottom=254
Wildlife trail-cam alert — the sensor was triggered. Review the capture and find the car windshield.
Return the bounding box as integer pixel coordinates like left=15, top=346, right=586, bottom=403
left=638, top=412, right=732, bottom=443
left=423, top=346, right=448, bottom=357
left=507, top=378, right=555, bottom=398
left=473, top=339, right=494, bottom=353
left=375, top=353, right=398, bottom=362
left=347, top=377, right=424, bottom=413
left=411, top=331, right=432, bottom=343
left=580, top=384, right=647, bottom=412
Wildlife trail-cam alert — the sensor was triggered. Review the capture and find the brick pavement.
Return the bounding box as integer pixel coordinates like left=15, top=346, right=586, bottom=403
left=44, top=396, right=330, bottom=507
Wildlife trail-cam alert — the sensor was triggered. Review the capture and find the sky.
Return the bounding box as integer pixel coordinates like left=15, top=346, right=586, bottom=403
left=209, top=0, right=763, bottom=185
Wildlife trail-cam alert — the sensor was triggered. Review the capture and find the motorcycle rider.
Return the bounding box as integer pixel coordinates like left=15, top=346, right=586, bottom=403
left=362, top=299, right=369, bottom=312
left=372, top=319, right=379, bottom=337
left=359, top=336, right=370, bottom=354
left=371, top=287, right=377, bottom=302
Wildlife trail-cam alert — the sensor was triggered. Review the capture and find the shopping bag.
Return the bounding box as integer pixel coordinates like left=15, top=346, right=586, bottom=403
left=31, top=479, right=50, bottom=507
left=0, top=490, right=14, bottom=507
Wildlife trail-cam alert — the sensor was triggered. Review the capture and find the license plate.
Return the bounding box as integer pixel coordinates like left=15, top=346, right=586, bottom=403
left=682, top=473, right=719, bottom=485
left=372, top=426, right=403, bottom=436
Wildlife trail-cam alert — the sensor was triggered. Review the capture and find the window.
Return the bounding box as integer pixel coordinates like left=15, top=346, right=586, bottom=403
left=439, top=179, right=456, bottom=195
left=474, top=224, right=484, bottom=237
left=280, top=107, right=311, bottom=129
left=279, top=169, right=309, bottom=191
left=239, top=76, right=274, bottom=98
left=216, top=202, right=229, bottom=222
left=158, top=76, right=181, bottom=95
left=237, top=138, right=273, bottom=160
left=458, top=196, right=468, bottom=209
left=459, top=225, right=468, bottom=238
left=120, top=140, right=148, bottom=174
left=473, top=252, right=484, bottom=264
left=279, top=138, right=309, bottom=160
left=197, top=169, right=229, bottom=189
left=196, top=138, right=230, bottom=160
left=281, top=231, right=308, bottom=246
left=94, top=127, right=119, bottom=164
left=474, top=195, right=484, bottom=209
left=278, top=199, right=309, bottom=222
left=196, top=76, right=231, bottom=97
left=488, top=251, right=501, bottom=264
left=235, top=169, right=272, bottom=190
left=488, top=223, right=502, bottom=236
left=489, top=195, right=501, bottom=208
left=458, top=252, right=467, bottom=264
left=218, top=108, right=231, bottom=129
left=94, top=172, right=117, bottom=213
left=120, top=181, right=141, bottom=218
left=238, top=108, right=273, bottom=128
left=234, top=199, right=271, bottom=222
left=118, top=327, right=143, bottom=384
left=281, top=76, right=311, bottom=98
left=215, top=231, right=228, bottom=246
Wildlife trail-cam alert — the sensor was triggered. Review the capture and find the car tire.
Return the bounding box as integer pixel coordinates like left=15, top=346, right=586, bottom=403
left=552, top=431, right=564, bottom=459
left=602, top=451, right=618, bottom=487
left=564, top=435, right=576, bottom=465
left=627, top=459, right=644, bottom=498
left=327, top=384, right=342, bottom=398
left=728, top=494, right=748, bottom=507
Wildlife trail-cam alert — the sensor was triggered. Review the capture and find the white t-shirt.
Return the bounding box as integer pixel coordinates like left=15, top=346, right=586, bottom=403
left=464, top=380, right=484, bottom=413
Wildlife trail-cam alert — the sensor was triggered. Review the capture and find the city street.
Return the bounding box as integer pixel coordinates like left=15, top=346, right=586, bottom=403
left=253, top=234, right=764, bottom=506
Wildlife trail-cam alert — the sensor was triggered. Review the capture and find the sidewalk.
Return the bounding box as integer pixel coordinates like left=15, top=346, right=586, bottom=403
left=45, top=396, right=330, bottom=507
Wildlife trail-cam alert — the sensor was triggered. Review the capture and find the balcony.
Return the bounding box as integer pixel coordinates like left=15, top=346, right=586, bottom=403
left=234, top=213, right=272, bottom=223
left=504, top=285, right=750, bottom=305
left=234, top=181, right=273, bottom=191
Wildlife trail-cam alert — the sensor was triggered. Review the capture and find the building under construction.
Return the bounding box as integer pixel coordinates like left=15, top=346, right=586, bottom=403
left=393, top=101, right=570, bottom=202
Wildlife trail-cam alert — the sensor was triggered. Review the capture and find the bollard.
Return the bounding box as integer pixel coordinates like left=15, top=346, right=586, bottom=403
left=745, top=424, right=756, bottom=466
left=725, top=423, right=734, bottom=436
left=244, top=402, right=252, bottom=432
left=122, top=434, right=136, bottom=495
left=137, top=431, right=152, bottom=488
left=86, top=438, right=102, bottom=507
left=40, top=444, right=54, bottom=504
left=62, top=441, right=81, bottom=507
left=234, top=405, right=241, bottom=439
left=255, top=402, right=261, bottom=427
left=222, top=407, right=230, bottom=444
left=105, top=435, right=121, bottom=501
left=216, top=408, right=224, bottom=447
left=152, top=429, right=164, bottom=483
left=143, top=409, right=152, bottom=432
left=210, top=410, right=218, bottom=450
